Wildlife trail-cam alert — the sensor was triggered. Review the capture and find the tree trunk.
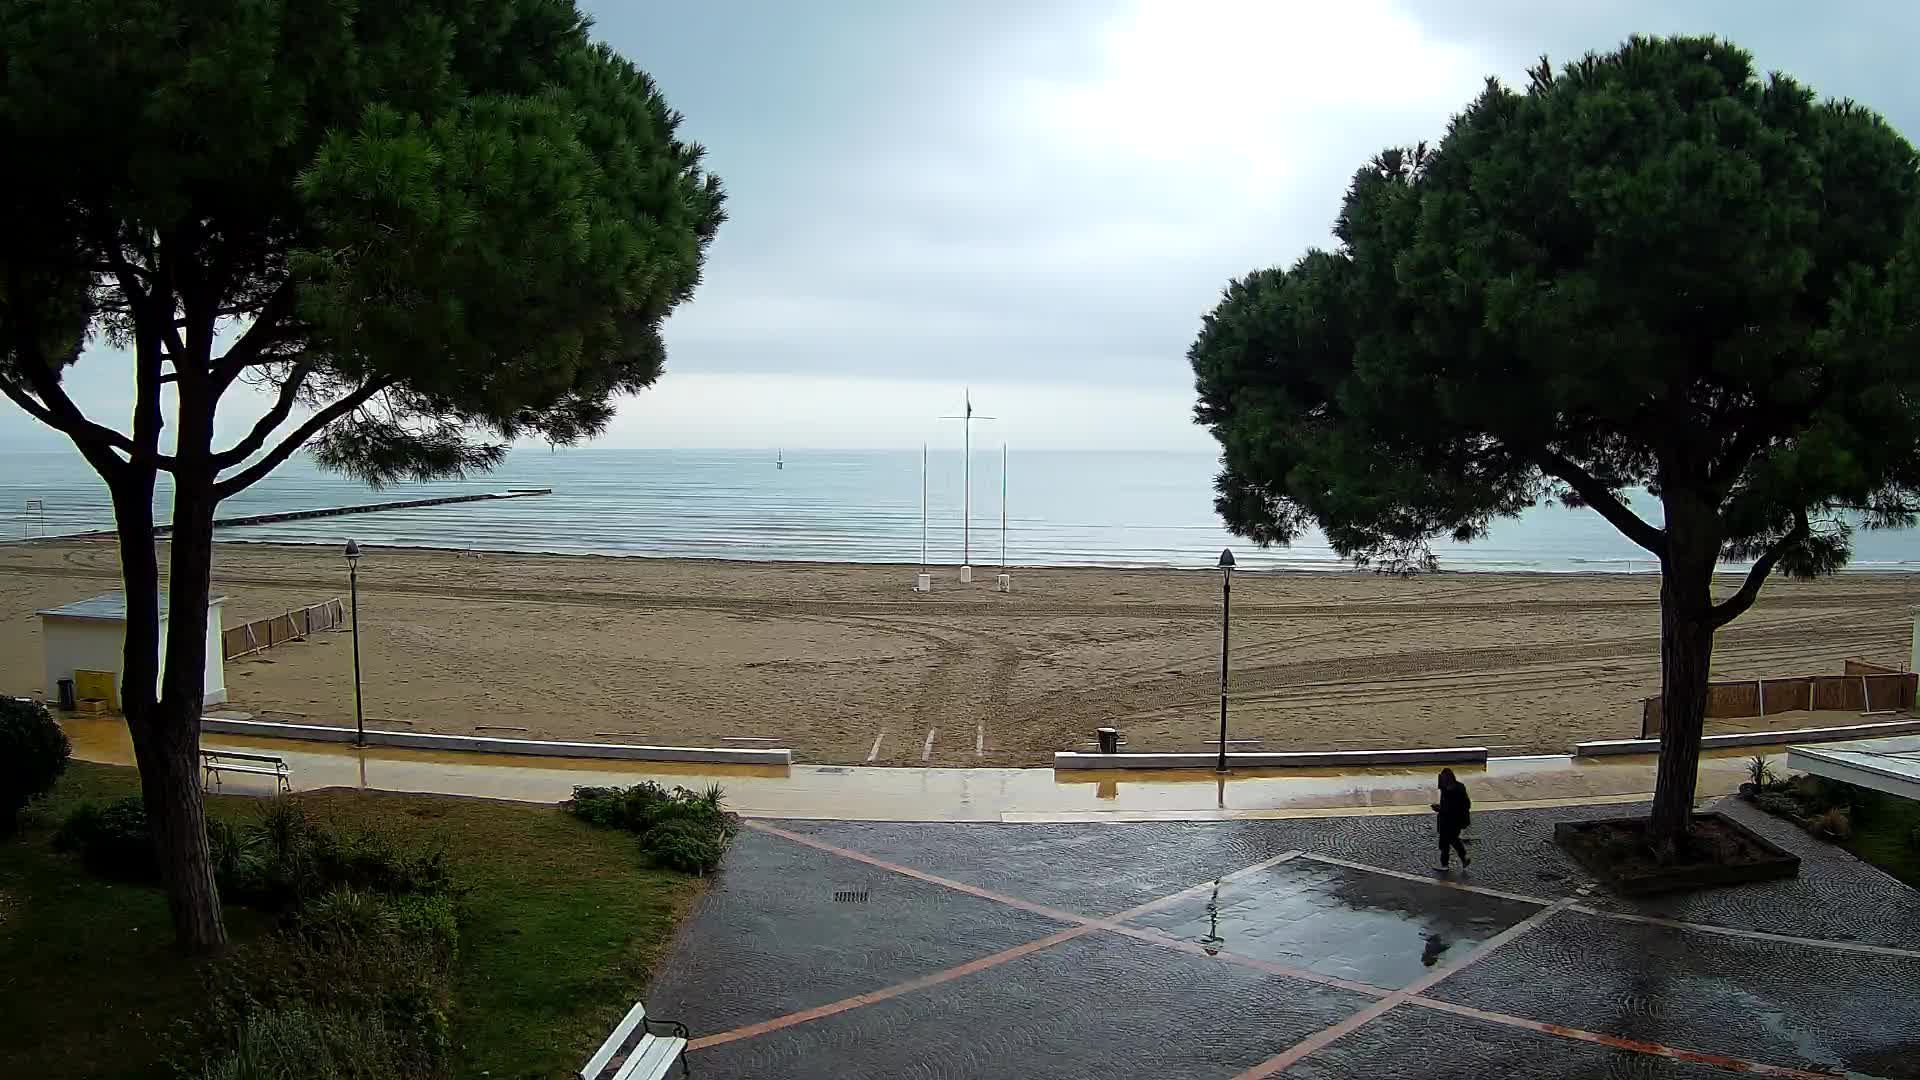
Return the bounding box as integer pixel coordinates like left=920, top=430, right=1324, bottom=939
left=1648, top=493, right=1721, bottom=852
left=108, top=461, right=227, bottom=951
left=153, top=394, right=229, bottom=952
left=128, top=697, right=225, bottom=950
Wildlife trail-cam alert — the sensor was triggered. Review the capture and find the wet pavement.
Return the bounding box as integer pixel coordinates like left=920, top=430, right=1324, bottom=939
left=651, top=798, right=1920, bottom=1079
left=1126, top=859, right=1542, bottom=989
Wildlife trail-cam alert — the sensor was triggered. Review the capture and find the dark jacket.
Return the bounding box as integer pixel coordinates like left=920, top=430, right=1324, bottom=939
left=1437, top=782, right=1471, bottom=832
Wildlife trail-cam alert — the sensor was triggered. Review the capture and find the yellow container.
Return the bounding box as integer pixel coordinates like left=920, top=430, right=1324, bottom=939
left=73, top=669, right=118, bottom=713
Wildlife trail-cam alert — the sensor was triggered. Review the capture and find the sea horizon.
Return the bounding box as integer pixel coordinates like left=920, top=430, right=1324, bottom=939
left=5, top=445, right=1920, bottom=574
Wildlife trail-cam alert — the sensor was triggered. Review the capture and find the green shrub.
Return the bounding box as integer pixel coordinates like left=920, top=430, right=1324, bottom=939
left=209, top=800, right=455, bottom=913
left=1810, top=806, right=1853, bottom=841
left=1745, top=755, right=1776, bottom=790
left=639, top=817, right=727, bottom=874
left=203, top=884, right=460, bottom=1079
left=0, top=697, right=70, bottom=837
left=1751, top=792, right=1799, bottom=819
left=198, top=1005, right=449, bottom=1080
left=387, top=894, right=460, bottom=968
left=562, top=784, right=639, bottom=829
left=1787, top=774, right=1837, bottom=813
left=294, top=886, right=402, bottom=948
left=52, top=800, right=101, bottom=850
left=55, top=796, right=157, bottom=880
left=209, top=818, right=266, bottom=890
left=568, top=782, right=735, bottom=875
left=308, top=826, right=453, bottom=898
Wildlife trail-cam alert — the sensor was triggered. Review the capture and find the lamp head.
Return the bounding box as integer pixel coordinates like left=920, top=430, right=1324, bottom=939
left=344, top=539, right=361, bottom=564
left=1217, top=548, right=1235, bottom=570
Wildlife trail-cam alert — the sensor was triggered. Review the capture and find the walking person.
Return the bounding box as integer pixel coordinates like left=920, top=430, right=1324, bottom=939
left=1432, top=768, right=1471, bottom=870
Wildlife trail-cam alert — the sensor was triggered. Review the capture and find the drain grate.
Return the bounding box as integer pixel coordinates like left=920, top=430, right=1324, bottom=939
left=832, top=888, right=870, bottom=904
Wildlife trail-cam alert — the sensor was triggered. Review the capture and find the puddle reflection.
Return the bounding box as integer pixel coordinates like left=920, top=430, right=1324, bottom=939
left=1132, top=860, right=1537, bottom=988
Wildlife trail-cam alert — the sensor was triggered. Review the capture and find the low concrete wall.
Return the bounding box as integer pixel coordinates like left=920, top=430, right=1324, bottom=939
left=199, top=717, right=792, bottom=765
left=1053, top=746, right=1488, bottom=770
left=1575, top=717, right=1920, bottom=757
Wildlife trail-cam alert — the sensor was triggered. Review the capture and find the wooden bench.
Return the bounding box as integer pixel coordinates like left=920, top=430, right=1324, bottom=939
left=580, top=1000, right=689, bottom=1080
left=200, top=749, right=291, bottom=795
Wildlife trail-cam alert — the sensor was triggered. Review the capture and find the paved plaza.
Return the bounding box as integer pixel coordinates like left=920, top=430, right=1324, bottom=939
left=651, top=798, right=1920, bottom=1079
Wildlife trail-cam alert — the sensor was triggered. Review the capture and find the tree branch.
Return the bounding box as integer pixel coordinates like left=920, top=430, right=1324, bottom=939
left=211, top=281, right=297, bottom=394
left=213, top=377, right=394, bottom=499
left=1535, top=449, right=1667, bottom=555
left=0, top=377, right=61, bottom=429
left=1710, top=509, right=1809, bottom=629
left=3, top=364, right=145, bottom=461
left=211, top=363, right=312, bottom=468
left=0, top=374, right=134, bottom=478
left=1708, top=425, right=1770, bottom=494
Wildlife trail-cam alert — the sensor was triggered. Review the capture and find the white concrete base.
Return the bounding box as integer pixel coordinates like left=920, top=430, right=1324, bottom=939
left=1574, top=717, right=1920, bottom=756
left=1053, top=746, right=1488, bottom=770
left=960, top=565, right=973, bottom=583
left=200, top=717, right=792, bottom=765
left=1788, top=735, right=1920, bottom=800
left=995, top=573, right=1011, bottom=592
left=914, top=573, right=932, bottom=593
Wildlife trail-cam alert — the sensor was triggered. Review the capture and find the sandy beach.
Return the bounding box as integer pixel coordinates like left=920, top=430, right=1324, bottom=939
left=2, top=539, right=1915, bottom=766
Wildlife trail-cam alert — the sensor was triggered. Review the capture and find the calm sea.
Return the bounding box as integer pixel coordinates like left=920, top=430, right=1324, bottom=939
left=3, top=447, right=1919, bottom=573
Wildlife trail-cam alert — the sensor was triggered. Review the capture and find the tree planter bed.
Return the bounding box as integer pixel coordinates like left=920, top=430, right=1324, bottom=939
left=1554, top=812, right=1800, bottom=895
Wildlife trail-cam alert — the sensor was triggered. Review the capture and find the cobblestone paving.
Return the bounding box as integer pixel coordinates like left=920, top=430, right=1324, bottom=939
left=648, top=797, right=1920, bottom=1079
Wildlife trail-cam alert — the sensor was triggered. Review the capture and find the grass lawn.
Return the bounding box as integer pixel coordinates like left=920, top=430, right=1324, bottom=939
left=0, top=761, right=706, bottom=1080
left=1844, top=789, right=1920, bottom=889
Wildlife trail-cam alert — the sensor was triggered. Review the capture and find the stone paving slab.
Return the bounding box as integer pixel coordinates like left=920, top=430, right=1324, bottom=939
left=1581, top=797, right=1920, bottom=951
left=1284, top=1004, right=1742, bottom=1080
left=773, top=818, right=1300, bottom=917
left=647, top=828, right=1065, bottom=1035
left=1426, top=907, right=1920, bottom=1078
left=655, top=806, right=1920, bottom=1079
left=1124, top=858, right=1540, bottom=990
left=687, top=930, right=1377, bottom=1079
left=778, top=800, right=1920, bottom=948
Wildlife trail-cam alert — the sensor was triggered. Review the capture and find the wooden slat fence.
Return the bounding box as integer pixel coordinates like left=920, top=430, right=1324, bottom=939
left=223, top=598, right=347, bottom=660
left=1640, top=658, right=1916, bottom=736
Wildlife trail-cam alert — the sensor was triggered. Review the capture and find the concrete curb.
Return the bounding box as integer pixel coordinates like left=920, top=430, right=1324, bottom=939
left=1052, top=746, right=1488, bottom=770
left=199, top=717, right=792, bottom=766
left=1574, top=717, right=1920, bottom=757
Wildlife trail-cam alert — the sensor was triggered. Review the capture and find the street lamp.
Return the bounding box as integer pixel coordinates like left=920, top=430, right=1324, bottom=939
left=1216, top=548, right=1234, bottom=772
left=345, top=540, right=365, bottom=748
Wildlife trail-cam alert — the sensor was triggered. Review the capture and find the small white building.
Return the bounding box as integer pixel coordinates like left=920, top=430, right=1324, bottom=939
left=37, top=592, right=227, bottom=709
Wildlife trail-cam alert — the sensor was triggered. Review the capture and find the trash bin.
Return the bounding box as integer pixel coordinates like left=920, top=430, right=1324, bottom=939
left=57, top=677, right=76, bottom=712
left=1096, top=727, right=1119, bottom=754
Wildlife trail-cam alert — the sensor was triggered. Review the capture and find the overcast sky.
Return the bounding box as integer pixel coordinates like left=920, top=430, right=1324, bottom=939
left=15, top=0, right=1920, bottom=452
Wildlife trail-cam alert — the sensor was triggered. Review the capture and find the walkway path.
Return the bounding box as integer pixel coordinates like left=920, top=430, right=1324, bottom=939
left=62, top=718, right=1916, bottom=1074
left=653, top=799, right=1920, bottom=1078
left=64, top=716, right=1767, bottom=822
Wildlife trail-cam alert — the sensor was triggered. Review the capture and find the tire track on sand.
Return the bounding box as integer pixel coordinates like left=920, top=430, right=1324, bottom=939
left=2, top=560, right=1912, bottom=622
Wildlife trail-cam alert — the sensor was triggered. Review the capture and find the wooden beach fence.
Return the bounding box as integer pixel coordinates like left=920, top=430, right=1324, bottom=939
left=223, top=598, right=347, bottom=660
left=1640, top=659, right=1917, bottom=736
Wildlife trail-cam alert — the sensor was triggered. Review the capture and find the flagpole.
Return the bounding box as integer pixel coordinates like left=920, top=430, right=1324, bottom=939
left=1001, top=442, right=1008, bottom=569
left=940, top=391, right=993, bottom=582
left=921, top=443, right=928, bottom=571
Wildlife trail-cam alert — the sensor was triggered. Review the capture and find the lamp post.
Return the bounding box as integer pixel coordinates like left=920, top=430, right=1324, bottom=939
left=345, top=540, right=365, bottom=748
left=1217, top=547, right=1234, bottom=772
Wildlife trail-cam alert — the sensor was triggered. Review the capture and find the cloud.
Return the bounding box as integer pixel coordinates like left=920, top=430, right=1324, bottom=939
left=621, top=0, right=1491, bottom=398
left=22, top=1, right=1920, bottom=454
left=597, top=373, right=1214, bottom=452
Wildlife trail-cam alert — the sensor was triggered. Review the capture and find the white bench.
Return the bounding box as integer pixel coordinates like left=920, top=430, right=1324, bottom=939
left=580, top=1000, right=689, bottom=1080
left=200, top=748, right=291, bottom=795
